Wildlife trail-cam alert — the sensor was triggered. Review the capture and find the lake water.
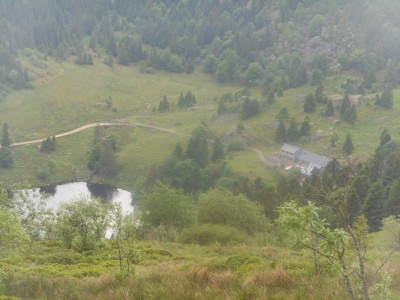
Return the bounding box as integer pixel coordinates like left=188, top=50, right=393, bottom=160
left=29, top=181, right=134, bottom=214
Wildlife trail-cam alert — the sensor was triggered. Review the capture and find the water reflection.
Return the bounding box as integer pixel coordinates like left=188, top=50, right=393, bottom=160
left=32, top=182, right=134, bottom=214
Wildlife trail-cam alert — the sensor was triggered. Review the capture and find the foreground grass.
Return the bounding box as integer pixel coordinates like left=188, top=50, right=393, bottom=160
left=3, top=236, right=400, bottom=299
left=2, top=240, right=351, bottom=300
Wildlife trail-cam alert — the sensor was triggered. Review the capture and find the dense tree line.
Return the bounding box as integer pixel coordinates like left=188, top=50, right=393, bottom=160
left=1, top=1, right=400, bottom=92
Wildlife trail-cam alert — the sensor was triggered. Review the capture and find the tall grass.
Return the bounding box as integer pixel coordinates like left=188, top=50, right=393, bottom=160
left=1, top=240, right=355, bottom=300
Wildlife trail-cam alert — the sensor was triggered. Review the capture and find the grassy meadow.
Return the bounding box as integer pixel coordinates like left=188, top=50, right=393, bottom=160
left=3, top=234, right=400, bottom=300
left=2, top=240, right=351, bottom=300
left=1, top=50, right=399, bottom=190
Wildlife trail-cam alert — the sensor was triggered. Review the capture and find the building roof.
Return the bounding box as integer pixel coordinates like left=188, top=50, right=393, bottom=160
left=298, top=150, right=331, bottom=169
left=280, top=144, right=332, bottom=172
left=281, top=143, right=302, bottom=154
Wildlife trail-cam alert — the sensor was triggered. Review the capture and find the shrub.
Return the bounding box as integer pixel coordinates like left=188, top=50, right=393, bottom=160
left=180, top=224, right=247, bottom=245
left=228, top=140, right=245, bottom=152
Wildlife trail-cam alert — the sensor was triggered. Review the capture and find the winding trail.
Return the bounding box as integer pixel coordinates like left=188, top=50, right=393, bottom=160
left=10, top=122, right=190, bottom=147
left=248, top=148, right=271, bottom=167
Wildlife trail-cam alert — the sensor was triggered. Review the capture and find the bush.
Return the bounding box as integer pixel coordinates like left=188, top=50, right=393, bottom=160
left=180, top=224, right=248, bottom=245
left=36, top=252, right=83, bottom=265
left=228, top=140, right=245, bottom=152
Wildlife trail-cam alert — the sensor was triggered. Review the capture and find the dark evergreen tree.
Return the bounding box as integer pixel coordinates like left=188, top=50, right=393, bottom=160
left=0, top=147, right=13, bottom=167
left=158, top=95, right=170, bottom=112
left=286, top=119, right=299, bottom=142
left=186, top=135, right=209, bottom=168
left=203, top=54, right=217, bottom=73
left=385, top=178, right=400, bottom=217
left=299, top=117, right=311, bottom=137
left=277, top=175, right=289, bottom=200
left=241, top=99, right=261, bottom=119
left=195, top=137, right=209, bottom=168
left=379, top=128, right=391, bottom=147
left=324, top=99, right=334, bottom=116
left=275, top=121, right=287, bottom=144
left=88, top=143, right=102, bottom=171
left=40, top=136, right=57, bottom=152
left=276, top=107, right=289, bottom=121
left=340, top=95, right=351, bottom=117
left=267, top=89, right=275, bottom=104
left=96, top=139, right=117, bottom=176
left=211, top=138, right=224, bottom=162
left=173, top=142, right=185, bottom=160
left=1, top=123, right=11, bottom=147
left=347, top=174, right=370, bottom=225
left=177, top=91, right=196, bottom=108
left=377, top=87, right=394, bottom=108
left=363, top=182, right=384, bottom=231
left=342, top=104, right=357, bottom=124
left=303, top=94, right=316, bottom=113
left=289, top=56, right=307, bottom=88
left=177, top=93, right=184, bottom=107
left=314, top=83, right=325, bottom=103
left=343, top=134, right=354, bottom=155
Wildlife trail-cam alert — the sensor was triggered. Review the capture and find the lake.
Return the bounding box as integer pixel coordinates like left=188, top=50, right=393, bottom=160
left=28, top=181, right=134, bottom=214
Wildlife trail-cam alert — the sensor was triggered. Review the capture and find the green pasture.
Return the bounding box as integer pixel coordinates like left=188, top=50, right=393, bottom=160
left=1, top=53, right=399, bottom=190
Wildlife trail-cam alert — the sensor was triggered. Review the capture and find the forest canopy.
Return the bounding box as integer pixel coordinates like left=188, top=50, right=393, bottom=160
left=0, top=0, right=400, bottom=93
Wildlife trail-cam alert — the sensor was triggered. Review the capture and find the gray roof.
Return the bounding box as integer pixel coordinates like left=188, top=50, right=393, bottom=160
left=280, top=144, right=332, bottom=171
left=281, top=143, right=301, bottom=154
left=298, top=150, right=331, bottom=169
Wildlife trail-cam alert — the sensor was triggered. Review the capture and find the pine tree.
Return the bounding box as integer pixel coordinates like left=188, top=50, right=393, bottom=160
left=342, top=104, right=357, bottom=124
left=241, top=99, right=261, bottom=119
left=299, top=117, right=311, bottom=137
left=88, top=143, right=102, bottom=171
left=276, top=107, right=289, bottom=121
left=0, top=147, right=13, bottom=167
left=277, top=175, right=289, bottom=200
left=324, top=99, right=334, bottom=116
left=262, top=87, right=275, bottom=104
left=177, top=93, right=184, bottom=107
left=173, top=142, right=185, bottom=160
left=377, top=87, right=393, bottom=108
left=289, top=57, right=307, bottom=88
left=343, top=134, right=354, bottom=155
left=363, top=182, right=384, bottom=231
left=96, top=139, right=117, bottom=176
left=275, top=121, right=287, bottom=144
left=211, top=138, right=224, bottom=162
left=379, top=128, right=391, bottom=147
left=287, top=119, right=299, bottom=142
left=347, top=175, right=370, bottom=225
left=385, top=178, right=400, bottom=217
left=303, top=94, right=316, bottom=113
left=158, top=95, right=170, bottom=112
left=340, top=95, right=351, bottom=117
left=314, top=83, right=325, bottom=103
left=40, top=136, right=57, bottom=152
left=189, top=136, right=208, bottom=168
left=1, top=123, right=11, bottom=147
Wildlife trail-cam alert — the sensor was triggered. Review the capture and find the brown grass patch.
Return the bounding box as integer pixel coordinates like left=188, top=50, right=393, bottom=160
left=186, top=266, right=211, bottom=284
left=243, top=267, right=292, bottom=290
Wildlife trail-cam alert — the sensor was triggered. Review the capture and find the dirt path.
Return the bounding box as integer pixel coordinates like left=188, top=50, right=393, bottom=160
left=248, top=147, right=272, bottom=167
left=10, top=122, right=190, bottom=147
